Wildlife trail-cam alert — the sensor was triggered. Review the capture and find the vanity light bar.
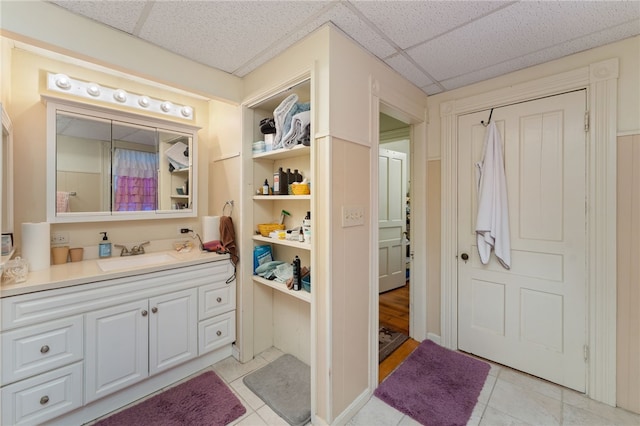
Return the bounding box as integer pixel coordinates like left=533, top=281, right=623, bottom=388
left=46, top=73, right=194, bottom=120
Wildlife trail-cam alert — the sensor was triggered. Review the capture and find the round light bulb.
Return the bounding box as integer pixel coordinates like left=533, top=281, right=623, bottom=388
left=138, top=96, right=150, bottom=108
left=86, top=83, right=101, bottom=97
left=181, top=106, right=193, bottom=118
left=160, top=101, right=172, bottom=113
left=54, top=74, right=71, bottom=89
left=113, top=89, right=127, bottom=103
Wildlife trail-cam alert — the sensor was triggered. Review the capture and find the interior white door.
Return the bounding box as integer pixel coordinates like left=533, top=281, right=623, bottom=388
left=379, top=148, right=407, bottom=293
left=457, top=90, right=587, bottom=391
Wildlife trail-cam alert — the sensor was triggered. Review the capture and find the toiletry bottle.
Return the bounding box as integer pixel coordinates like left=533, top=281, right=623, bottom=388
left=303, top=211, right=311, bottom=243
left=292, top=255, right=301, bottom=291
left=273, top=170, right=280, bottom=194
left=277, top=167, right=288, bottom=195
left=286, top=168, right=293, bottom=194
left=98, top=232, right=112, bottom=258
left=262, top=179, right=269, bottom=195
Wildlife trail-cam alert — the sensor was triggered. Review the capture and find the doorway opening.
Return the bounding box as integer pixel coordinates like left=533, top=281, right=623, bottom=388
left=378, top=112, right=413, bottom=376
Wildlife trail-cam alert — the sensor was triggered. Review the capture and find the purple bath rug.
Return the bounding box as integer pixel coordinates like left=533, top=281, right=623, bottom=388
left=95, top=371, right=246, bottom=426
left=374, top=339, right=490, bottom=426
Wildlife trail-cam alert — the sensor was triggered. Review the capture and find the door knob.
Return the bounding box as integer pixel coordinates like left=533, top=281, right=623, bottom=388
left=460, top=253, right=469, bottom=262
left=141, top=310, right=148, bottom=317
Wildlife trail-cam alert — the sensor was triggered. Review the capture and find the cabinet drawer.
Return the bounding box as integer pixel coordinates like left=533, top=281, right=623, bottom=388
left=1, top=316, right=83, bottom=386
left=198, top=282, right=235, bottom=320
left=1, top=362, right=83, bottom=426
left=198, top=311, right=236, bottom=355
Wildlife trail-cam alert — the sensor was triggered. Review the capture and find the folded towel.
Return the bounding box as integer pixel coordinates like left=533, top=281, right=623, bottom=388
left=56, top=191, right=71, bottom=213
left=273, top=94, right=298, bottom=148
left=282, top=110, right=311, bottom=149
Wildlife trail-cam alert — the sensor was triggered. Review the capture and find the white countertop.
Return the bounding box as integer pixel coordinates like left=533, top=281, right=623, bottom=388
left=1, top=249, right=230, bottom=298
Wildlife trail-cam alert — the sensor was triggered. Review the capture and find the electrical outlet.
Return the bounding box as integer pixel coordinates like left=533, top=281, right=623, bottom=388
left=342, top=205, right=365, bottom=227
left=177, top=226, right=191, bottom=235
left=51, top=231, right=69, bottom=245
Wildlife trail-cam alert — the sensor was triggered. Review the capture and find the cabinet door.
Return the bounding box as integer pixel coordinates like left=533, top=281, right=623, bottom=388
left=85, top=299, right=149, bottom=403
left=149, top=288, right=197, bottom=375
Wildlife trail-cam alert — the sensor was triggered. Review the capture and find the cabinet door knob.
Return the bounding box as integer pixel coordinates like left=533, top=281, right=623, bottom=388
left=141, top=310, right=148, bottom=317
left=216, top=330, right=222, bottom=337
left=40, top=395, right=50, bottom=405
left=216, top=297, right=222, bottom=303
left=40, top=345, right=50, bottom=354
left=151, top=307, right=158, bottom=314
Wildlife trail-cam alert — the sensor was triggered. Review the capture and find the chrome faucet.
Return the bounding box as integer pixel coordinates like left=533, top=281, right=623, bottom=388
left=114, top=241, right=150, bottom=256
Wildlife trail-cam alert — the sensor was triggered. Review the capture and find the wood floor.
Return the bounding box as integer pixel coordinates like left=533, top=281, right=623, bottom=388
left=378, top=282, right=419, bottom=383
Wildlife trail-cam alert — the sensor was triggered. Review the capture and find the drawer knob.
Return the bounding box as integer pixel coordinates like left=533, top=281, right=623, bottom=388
left=216, top=330, right=222, bottom=337
left=40, top=395, right=49, bottom=405
left=216, top=297, right=222, bottom=303
left=40, top=345, right=50, bottom=354
left=151, top=307, right=158, bottom=314
left=141, top=310, right=148, bottom=317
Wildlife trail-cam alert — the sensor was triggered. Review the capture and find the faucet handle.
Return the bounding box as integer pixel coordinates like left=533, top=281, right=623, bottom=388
left=113, top=244, right=129, bottom=256
left=134, top=241, right=150, bottom=254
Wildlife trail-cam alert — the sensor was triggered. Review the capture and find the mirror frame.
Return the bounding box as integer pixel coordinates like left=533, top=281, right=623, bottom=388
left=44, top=96, right=199, bottom=223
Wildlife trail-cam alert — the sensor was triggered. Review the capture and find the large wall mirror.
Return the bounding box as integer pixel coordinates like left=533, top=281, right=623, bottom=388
left=45, top=98, right=198, bottom=223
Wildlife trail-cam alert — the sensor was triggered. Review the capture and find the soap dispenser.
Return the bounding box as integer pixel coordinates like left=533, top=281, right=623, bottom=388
left=99, top=232, right=112, bottom=258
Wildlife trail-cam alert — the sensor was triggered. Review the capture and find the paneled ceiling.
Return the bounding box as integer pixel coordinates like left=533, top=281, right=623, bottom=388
left=49, top=1, right=639, bottom=96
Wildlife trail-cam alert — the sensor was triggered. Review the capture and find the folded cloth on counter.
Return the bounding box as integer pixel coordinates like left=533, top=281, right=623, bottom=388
left=281, top=110, right=311, bottom=149
left=273, top=94, right=298, bottom=148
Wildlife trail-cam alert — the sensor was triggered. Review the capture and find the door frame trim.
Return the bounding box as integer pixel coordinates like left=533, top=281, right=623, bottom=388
left=440, top=58, right=618, bottom=405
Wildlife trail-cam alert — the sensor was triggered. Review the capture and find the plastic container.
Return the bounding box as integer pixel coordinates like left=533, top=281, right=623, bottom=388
left=3, top=256, right=29, bottom=283
left=257, top=223, right=285, bottom=237
left=302, top=274, right=311, bottom=292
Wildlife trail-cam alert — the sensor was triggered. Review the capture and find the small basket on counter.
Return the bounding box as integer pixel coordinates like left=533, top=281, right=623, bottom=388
left=2, top=256, right=29, bottom=284
left=291, top=182, right=310, bottom=195
left=257, top=223, right=286, bottom=237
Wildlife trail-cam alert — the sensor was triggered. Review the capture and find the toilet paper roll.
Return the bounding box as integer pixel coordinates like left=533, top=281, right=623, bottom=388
left=22, top=222, right=51, bottom=272
left=202, top=216, right=220, bottom=243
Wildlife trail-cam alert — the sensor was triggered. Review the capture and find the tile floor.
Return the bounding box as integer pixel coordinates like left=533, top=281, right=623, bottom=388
left=214, top=347, right=640, bottom=426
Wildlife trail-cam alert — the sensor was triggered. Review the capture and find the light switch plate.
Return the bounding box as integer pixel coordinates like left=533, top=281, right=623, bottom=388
left=342, top=205, right=365, bottom=227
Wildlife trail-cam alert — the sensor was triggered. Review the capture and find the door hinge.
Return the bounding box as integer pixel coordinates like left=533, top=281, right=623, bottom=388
left=584, top=111, right=590, bottom=132
left=584, top=344, right=589, bottom=362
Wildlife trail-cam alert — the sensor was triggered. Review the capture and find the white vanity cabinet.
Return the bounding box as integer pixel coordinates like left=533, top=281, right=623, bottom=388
left=85, top=288, right=197, bottom=403
left=1, top=257, right=235, bottom=425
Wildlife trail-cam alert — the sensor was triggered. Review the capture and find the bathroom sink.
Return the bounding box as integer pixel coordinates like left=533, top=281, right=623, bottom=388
left=97, top=252, right=177, bottom=272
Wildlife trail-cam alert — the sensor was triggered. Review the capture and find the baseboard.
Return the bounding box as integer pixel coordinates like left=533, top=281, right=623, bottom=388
left=331, top=387, right=373, bottom=426
left=427, top=332, right=441, bottom=345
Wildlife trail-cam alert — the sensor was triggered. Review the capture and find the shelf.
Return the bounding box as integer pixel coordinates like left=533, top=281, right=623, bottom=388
left=253, top=235, right=311, bottom=250
left=171, top=168, right=189, bottom=174
left=253, top=275, right=311, bottom=303
left=171, top=195, right=189, bottom=199
left=253, top=195, right=310, bottom=201
left=253, top=145, right=309, bottom=161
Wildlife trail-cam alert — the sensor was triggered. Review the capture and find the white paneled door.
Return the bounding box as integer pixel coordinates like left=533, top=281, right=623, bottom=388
left=379, top=148, right=407, bottom=293
left=457, top=90, right=587, bottom=391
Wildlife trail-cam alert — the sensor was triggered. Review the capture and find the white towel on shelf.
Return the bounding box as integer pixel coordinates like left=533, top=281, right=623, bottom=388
left=281, top=110, right=311, bottom=149
left=272, top=93, right=298, bottom=149
left=475, top=122, right=511, bottom=269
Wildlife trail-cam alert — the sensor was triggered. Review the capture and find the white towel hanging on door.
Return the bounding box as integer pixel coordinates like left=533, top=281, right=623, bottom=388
left=475, top=121, right=511, bottom=269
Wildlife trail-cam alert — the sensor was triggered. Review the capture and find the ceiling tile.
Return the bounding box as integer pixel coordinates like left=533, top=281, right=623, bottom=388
left=385, top=54, right=435, bottom=89
left=49, top=0, right=147, bottom=33
left=441, top=19, right=640, bottom=91
left=350, top=1, right=507, bottom=49
left=138, top=1, right=330, bottom=74
left=409, top=1, right=640, bottom=81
